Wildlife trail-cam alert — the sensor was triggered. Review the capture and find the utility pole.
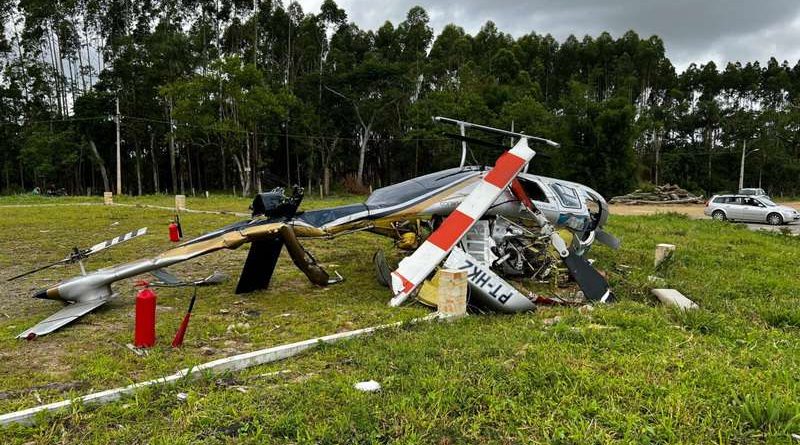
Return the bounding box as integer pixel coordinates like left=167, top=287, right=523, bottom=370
left=115, top=96, right=122, bottom=195
left=739, top=139, right=760, bottom=191
left=739, top=140, right=745, bottom=191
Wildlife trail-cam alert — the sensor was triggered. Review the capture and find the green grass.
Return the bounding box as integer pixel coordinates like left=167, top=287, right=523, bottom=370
left=1, top=197, right=799, bottom=443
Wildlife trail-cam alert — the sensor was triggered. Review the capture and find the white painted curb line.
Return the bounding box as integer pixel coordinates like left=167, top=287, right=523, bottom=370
left=1, top=314, right=443, bottom=426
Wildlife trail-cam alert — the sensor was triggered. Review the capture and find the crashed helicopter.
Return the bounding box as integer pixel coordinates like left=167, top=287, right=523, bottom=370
left=10, top=117, right=619, bottom=338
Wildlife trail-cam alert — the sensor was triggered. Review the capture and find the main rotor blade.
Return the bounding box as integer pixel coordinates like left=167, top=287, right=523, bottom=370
left=86, top=227, right=148, bottom=257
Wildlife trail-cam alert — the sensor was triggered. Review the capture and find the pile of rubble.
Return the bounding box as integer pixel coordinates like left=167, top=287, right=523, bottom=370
left=609, top=184, right=704, bottom=205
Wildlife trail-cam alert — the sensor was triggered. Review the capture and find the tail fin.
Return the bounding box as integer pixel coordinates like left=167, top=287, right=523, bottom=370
left=235, top=238, right=284, bottom=294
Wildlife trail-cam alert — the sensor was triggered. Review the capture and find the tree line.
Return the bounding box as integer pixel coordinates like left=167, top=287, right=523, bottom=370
left=1, top=0, right=799, bottom=199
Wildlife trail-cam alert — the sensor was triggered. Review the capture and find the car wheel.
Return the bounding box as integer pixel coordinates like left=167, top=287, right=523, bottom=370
left=767, top=213, right=783, bottom=225
left=712, top=210, right=726, bottom=221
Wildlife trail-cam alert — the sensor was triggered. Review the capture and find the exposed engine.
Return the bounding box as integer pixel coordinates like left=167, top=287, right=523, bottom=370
left=460, top=217, right=558, bottom=282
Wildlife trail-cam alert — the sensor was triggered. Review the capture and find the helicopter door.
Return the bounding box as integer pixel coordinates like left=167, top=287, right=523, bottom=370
left=518, top=178, right=558, bottom=221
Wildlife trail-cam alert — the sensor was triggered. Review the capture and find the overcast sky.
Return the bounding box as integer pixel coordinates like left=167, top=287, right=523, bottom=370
left=296, top=0, right=800, bottom=72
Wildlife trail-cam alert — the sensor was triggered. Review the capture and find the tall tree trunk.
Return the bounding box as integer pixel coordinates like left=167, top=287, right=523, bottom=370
left=357, top=122, right=372, bottom=187
left=220, top=142, right=227, bottom=191
left=168, top=100, right=178, bottom=194
left=233, top=149, right=251, bottom=197
left=135, top=139, right=143, bottom=196
left=88, top=140, right=110, bottom=192
left=187, top=144, right=194, bottom=195
left=321, top=137, right=337, bottom=196
left=150, top=133, right=160, bottom=193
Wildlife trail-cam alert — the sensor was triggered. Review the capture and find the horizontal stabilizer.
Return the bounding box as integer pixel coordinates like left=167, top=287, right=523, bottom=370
left=150, top=268, right=181, bottom=285
left=17, top=298, right=112, bottom=339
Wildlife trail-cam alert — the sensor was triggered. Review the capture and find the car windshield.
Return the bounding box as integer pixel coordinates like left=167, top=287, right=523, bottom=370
left=759, top=197, right=778, bottom=207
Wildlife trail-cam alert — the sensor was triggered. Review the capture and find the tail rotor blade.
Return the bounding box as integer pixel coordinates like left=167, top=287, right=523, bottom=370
left=6, top=258, right=69, bottom=282
left=86, top=227, right=148, bottom=257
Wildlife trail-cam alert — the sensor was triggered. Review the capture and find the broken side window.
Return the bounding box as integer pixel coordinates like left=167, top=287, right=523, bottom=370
left=552, top=184, right=581, bottom=209
left=521, top=179, right=549, bottom=203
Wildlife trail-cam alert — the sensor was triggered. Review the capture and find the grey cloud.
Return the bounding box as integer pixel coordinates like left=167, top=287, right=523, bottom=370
left=297, top=0, right=800, bottom=71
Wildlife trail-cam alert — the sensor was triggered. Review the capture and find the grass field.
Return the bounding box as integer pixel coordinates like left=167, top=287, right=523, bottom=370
left=1, top=194, right=800, bottom=443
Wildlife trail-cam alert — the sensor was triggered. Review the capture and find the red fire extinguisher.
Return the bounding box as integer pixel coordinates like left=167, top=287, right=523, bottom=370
left=134, top=287, right=157, bottom=348
left=168, top=220, right=180, bottom=242
left=169, top=213, right=183, bottom=242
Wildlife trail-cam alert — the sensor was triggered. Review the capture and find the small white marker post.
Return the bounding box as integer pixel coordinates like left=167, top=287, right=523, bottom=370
left=103, top=192, right=113, bottom=205
left=436, top=269, right=468, bottom=319
left=175, top=194, right=186, bottom=211
left=654, top=243, right=675, bottom=267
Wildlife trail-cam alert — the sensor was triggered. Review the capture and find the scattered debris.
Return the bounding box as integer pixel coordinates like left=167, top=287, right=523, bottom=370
left=610, top=184, right=704, bottom=205
left=354, top=380, right=381, bottom=392
left=255, top=369, right=292, bottom=379
left=176, top=392, right=188, bottom=402
left=125, top=343, right=149, bottom=357
left=226, top=323, right=251, bottom=335
left=652, top=288, right=698, bottom=310
left=200, top=346, right=217, bottom=356
left=0, top=382, right=86, bottom=400
left=648, top=275, right=667, bottom=285
left=543, top=316, right=563, bottom=326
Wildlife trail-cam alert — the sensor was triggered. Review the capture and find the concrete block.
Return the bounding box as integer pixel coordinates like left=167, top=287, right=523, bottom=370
left=652, top=288, right=698, bottom=310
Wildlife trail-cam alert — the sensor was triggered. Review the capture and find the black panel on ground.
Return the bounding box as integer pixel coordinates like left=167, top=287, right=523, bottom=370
left=235, top=239, right=284, bottom=294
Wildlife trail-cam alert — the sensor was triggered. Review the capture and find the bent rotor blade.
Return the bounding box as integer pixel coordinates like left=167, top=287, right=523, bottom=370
left=17, top=298, right=112, bottom=339
left=562, top=252, right=614, bottom=303
left=595, top=229, right=621, bottom=250
left=389, top=137, right=536, bottom=306
left=85, top=227, right=148, bottom=257
left=550, top=230, right=612, bottom=302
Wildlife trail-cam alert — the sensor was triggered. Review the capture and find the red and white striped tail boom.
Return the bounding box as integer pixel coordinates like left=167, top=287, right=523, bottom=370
left=389, top=138, right=536, bottom=306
